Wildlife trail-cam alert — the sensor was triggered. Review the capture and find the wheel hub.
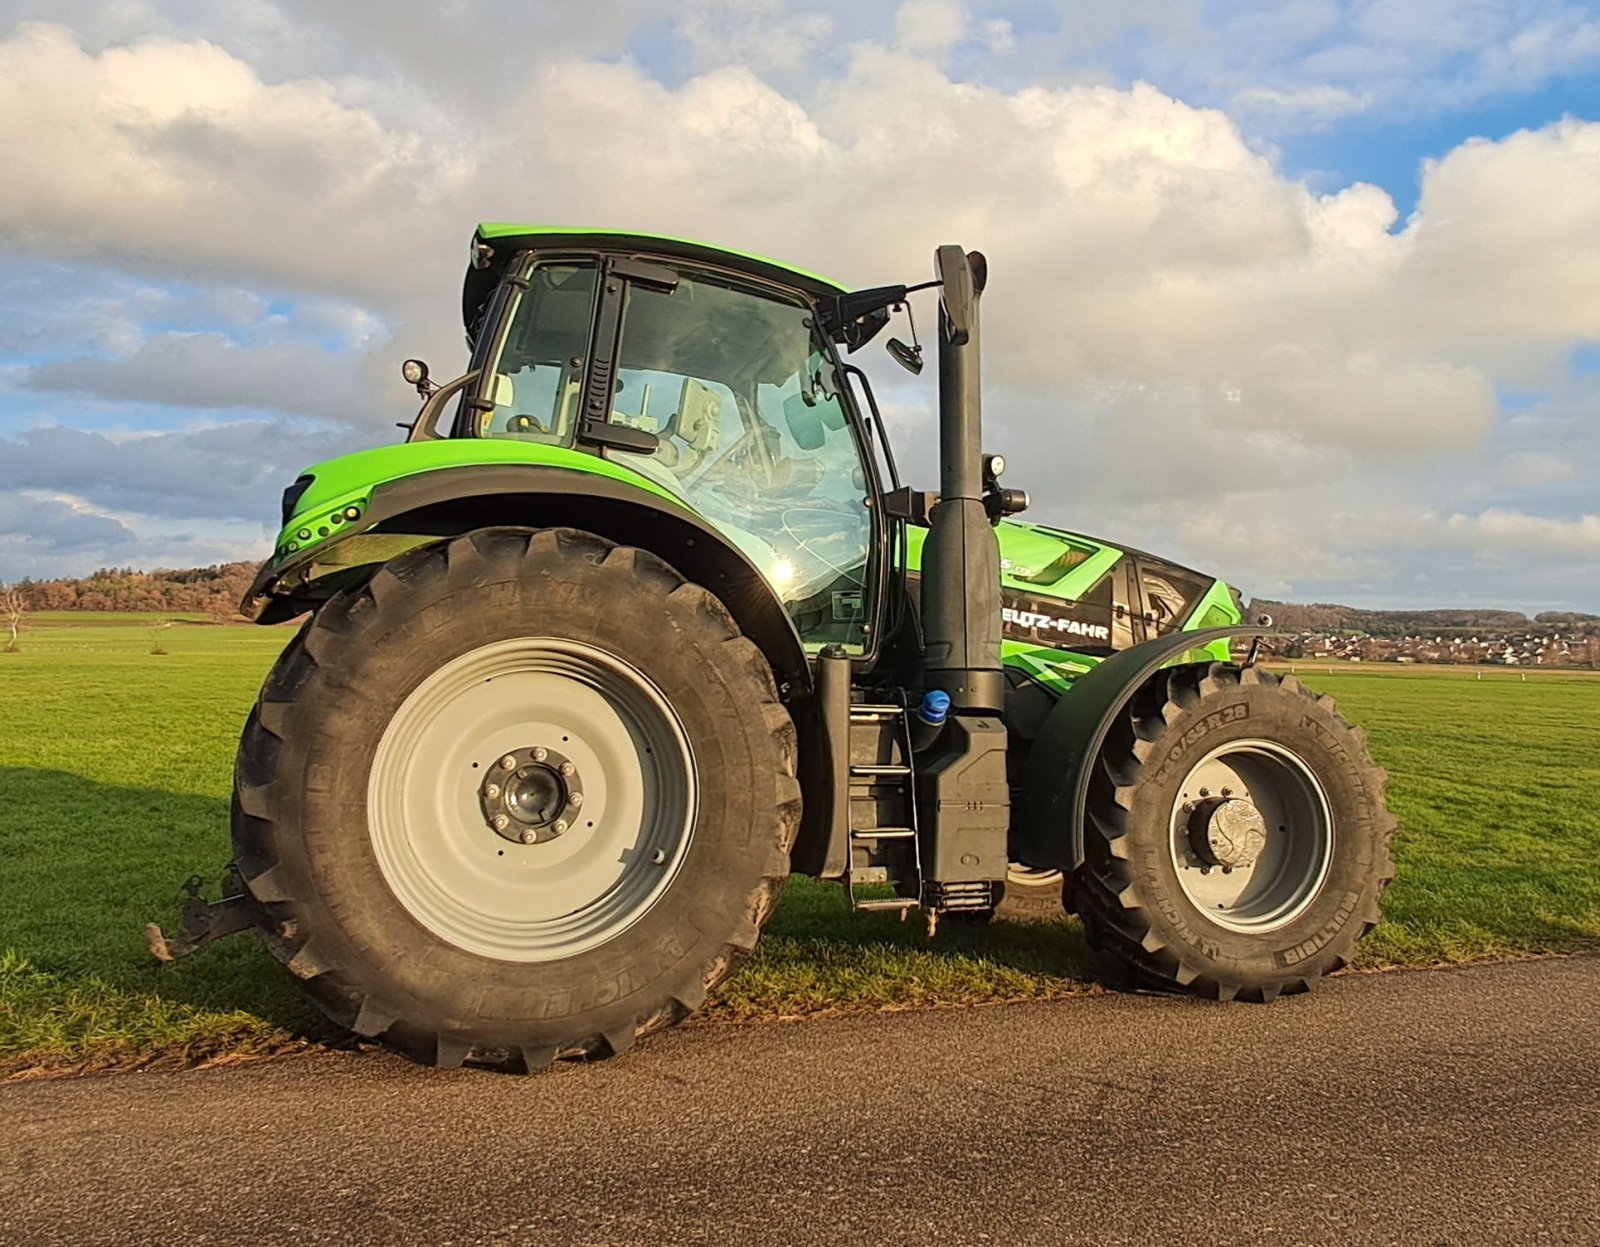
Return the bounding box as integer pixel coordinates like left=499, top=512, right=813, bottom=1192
left=1187, top=796, right=1268, bottom=869
left=479, top=745, right=585, bottom=845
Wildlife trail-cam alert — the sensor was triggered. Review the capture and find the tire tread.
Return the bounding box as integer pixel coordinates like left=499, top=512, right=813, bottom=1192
left=1071, top=662, right=1396, bottom=1000
left=234, top=526, right=797, bottom=1069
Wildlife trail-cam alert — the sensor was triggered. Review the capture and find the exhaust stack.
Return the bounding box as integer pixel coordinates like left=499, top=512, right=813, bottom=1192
left=919, top=245, right=1004, bottom=713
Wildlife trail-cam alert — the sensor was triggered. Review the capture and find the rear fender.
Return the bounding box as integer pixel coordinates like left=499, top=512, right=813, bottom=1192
left=244, top=464, right=811, bottom=695
left=1012, top=626, right=1273, bottom=873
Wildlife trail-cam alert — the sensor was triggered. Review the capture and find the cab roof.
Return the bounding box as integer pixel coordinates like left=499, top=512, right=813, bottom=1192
left=463, top=224, right=846, bottom=334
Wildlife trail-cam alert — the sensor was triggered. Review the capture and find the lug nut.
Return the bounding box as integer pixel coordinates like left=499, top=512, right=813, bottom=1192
left=500, top=755, right=517, bottom=771
left=559, top=761, right=575, bottom=777
left=521, top=829, right=538, bottom=845
left=553, top=819, right=568, bottom=834
left=492, top=814, right=509, bottom=831
left=533, top=746, right=548, bottom=762
left=1221, top=787, right=1234, bottom=797
left=485, top=783, right=501, bottom=799
left=568, top=792, right=584, bottom=808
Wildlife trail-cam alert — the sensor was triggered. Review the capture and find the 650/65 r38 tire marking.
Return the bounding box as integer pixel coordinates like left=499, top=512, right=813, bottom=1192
left=231, top=526, right=801, bottom=1070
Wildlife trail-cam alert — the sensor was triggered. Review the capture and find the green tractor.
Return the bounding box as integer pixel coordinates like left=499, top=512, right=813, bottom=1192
left=149, top=227, right=1395, bottom=1069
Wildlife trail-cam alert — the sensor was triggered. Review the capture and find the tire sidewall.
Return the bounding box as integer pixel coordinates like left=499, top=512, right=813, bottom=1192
left=995, top=868, right=1067, bottom=922
left=1121, top=679, right=1385, bottom=981
left=255, top=532, right=789, bottom=1050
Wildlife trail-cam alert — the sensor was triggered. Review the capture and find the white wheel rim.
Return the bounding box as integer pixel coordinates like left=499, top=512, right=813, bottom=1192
left=1167, top=738, right=1333, bottom=933
left=367, top=637, right=697, bottom=962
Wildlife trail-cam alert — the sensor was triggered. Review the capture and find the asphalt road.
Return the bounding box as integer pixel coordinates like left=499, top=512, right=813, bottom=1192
left=3, top=958, right=1597, bottom=1247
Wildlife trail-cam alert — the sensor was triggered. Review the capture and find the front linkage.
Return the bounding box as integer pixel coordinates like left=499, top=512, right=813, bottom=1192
left=144, top=863, right=262, bottom=963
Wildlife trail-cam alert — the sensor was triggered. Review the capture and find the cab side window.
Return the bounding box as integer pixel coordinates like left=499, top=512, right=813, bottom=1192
left=479, top=263, right=598, bottom=443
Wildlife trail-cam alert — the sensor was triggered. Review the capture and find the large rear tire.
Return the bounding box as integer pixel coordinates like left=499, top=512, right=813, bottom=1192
left=232, top=526, right=799, bottom=1068
left=1070, top=663, right=1395, bottom=1001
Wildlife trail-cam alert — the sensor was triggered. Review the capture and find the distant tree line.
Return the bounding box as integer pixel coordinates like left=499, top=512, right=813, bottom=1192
left=1248, top=599, right=1599, bottom=637
left=11, top=569, right=1598, bottom=635
left=12, top=563, right=258, bottom=620
left=1533, top=611, right=1600, bottom=626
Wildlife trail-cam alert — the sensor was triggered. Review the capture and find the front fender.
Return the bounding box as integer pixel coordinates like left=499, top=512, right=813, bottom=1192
left=1012, top=627, right=1275, bottom=873
left=243, top=458, right=811, bottom=694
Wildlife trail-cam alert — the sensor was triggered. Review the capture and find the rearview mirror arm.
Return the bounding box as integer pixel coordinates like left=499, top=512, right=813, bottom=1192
left=404, top=368, right=484, bottom=443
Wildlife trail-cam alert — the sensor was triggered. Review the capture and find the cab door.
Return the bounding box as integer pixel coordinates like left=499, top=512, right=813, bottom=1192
left=592, top=258, right=882, bottom=655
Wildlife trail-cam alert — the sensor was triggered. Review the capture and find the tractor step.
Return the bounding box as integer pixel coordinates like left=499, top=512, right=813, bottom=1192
left=844, top=700, right=923, bottom=914
left=854, top=898, right=919, bottom=913
left=922, top=879, right=997, bottom=911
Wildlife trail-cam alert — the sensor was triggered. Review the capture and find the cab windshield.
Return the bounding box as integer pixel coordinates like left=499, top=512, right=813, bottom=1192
left=477, top=258, right=877, bottom=653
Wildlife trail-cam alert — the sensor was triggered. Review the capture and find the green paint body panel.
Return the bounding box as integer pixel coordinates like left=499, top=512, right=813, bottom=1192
left=905, top=519, right=1240, bottom=694
left=270, top=438, right=1242, bottom=690
left=1185, top=578, right=1243, bottom=664
left=270, top=440, right=685, bottom=567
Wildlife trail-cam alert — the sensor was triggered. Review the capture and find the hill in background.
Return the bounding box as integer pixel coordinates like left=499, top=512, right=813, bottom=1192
left=8, top=565, right=1597, bottom=637
left=9, top=564, right=257, bottom=619
left=1248, top=599, right=1599, bottom=637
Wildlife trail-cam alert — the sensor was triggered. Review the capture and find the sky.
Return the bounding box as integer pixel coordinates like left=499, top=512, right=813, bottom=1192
left=1, top=0, right=1598, bottom=612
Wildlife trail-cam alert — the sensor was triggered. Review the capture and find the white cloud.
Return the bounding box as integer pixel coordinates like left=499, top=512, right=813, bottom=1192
left=1482, top=11, right=1600, bottom=92
left=895, top=0, right=967, bottom=58
left=1230, top=83, right=1368, bottom=125
left=976, top=17, right=1016, bottom=57
left=0, top=22, right=469, bottom=309
left=680, top=0, right=836, bottom=75
left=0, top=488, right=271, bottom=580
left=1434, top=507, right=1600, bottom=555
left=0, top=421, right=360, bottom=522
left=19, top=331, right=370, bottom=419
left=1503, top=452, right=1578, bottom=488
left=0, top=491, right=139, bottom=579
left=0, top=15, right=1598, bottom=607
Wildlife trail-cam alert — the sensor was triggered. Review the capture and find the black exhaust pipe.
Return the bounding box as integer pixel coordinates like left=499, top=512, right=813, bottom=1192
left=919, top=245, right=1004, bottom=713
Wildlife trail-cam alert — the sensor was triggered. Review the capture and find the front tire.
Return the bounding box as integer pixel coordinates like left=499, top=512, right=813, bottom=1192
left=232, top=527, right=800, bottom=1068
left=990, top=865, right=1067, bottom=922
left=1070, top=663, right=1395, bottom=1001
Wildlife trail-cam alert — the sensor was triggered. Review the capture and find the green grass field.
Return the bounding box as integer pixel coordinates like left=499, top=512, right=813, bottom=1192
left=2, top=620, right=1596, bottom=1077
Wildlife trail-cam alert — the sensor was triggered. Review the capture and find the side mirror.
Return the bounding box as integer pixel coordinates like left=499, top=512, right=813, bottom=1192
left=887, top=338, right=924, bottom=375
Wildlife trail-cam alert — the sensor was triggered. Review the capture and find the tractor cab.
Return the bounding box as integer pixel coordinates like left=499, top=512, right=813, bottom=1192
left=445, top=231, right=893, bottom=656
